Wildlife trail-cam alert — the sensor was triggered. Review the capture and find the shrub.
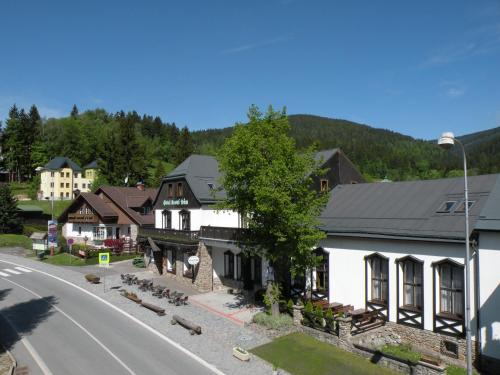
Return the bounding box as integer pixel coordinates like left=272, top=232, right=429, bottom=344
left=287, top=299, right=294, bottom=316
left=324, top=308, right=336, bottom=333
left=254, top=289, right=266, bottom=305
left=252, top=312, right=293, bottom=330
left=302, top=301, right=315, bottom=327
left=314, top=305, right=325, bottom=328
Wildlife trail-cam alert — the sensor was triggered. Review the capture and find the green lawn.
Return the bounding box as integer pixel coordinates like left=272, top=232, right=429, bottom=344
left=250, top=332, right=398, bottom=375
left=41, top=252, right=138, bottom=266
left=18, top=200, right=73, bottom=218
left=0, top=234, right=33, bottom=249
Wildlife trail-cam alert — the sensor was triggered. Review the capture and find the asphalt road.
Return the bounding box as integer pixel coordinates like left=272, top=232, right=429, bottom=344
left=0, top=259, right=222, bottom=375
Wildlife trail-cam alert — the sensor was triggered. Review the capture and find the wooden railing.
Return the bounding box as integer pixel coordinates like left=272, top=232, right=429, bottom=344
left=199, top=226, right=244, bottom=241
left=138, top=227, right=199, bottom=244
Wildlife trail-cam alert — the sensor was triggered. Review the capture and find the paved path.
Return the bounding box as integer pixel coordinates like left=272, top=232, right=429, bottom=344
left=0, top=251, right=273, bottom=375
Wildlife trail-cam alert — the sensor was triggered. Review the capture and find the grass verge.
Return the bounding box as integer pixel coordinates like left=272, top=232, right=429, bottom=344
left=446, top=365, right=479, bottom=375
left=380, top=344, right=421, bottom=364
left=250, top=332, right=398, bottom=375
left=0, top=234, right=33, bottom=249
left=18, top=200, right=73, bottom=218
left=41, top=252, right=138, bottom=266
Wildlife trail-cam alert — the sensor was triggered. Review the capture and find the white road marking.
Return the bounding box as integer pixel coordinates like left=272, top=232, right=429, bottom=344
left=0, top=259, right=225, bottom=375
left=3, top=268, right=21, bottom=275
left=0, top=271, right=9, bottom=277
left=1, top=277, right=137, bottom=375
left=15, top=267, right=32, bottom=273
left=21, top=337, right=54, bottom=375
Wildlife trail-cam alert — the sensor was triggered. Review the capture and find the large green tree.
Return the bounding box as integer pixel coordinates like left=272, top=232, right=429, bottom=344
left=218, top=105, right=329, bottom=298
left=0, top=184, right=22, bottom=234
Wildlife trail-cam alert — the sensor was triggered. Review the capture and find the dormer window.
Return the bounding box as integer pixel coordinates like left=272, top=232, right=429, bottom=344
left=167, top=183, right=173, bottom=198
left=454, top=201, right=475, bottom=213
left=437, top=201, right=457, bottom=213
left=320, top=179, right=329, bottom=192
left=177, top=182, right=183, bottom=197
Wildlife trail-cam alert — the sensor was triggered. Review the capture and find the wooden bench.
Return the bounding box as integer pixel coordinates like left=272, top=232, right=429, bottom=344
left=140, top=301, right=165, bottom=316
left=171, top=314, right=201, bottom=335
left=351, top=308, right=384, bottom=333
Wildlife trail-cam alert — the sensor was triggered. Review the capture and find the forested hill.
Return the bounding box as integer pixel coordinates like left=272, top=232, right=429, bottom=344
left=193, top=114, right=500, bottom=181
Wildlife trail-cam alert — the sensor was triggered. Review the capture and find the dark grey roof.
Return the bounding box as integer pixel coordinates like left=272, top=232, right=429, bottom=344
left=84, top=160, right=98, bottom=169
left=44, top=156, right=82, bottom=171
left=314, top=149, right=339, bottom=165
left=164, top=154, right=225, bottom=203
left=320, top=174, right=500, bottom=242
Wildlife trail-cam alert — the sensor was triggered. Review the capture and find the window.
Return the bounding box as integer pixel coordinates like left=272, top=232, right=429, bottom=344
left=315, top=251, right=329, bottom=292
left=82, top=183, right=86, bottom=189
left=320, top=179, right=329, bottom=192
left=74, top=183, right=78, bottom=188
left=60, top=172, right=64, bottom=177
left=142, top=206, right=151, bottom=215
left=370, top=255, right=388, bottom=304
left=177, top=182, right=183, bottom=197
left=162, top=210, right=172, bottom=229
left=179, top=210, right=190, bottom=231
left=127, top=226, right=131, bottom=236
left=106, top=226, right=113, bottom=238
left=167, top=184, right=173, bottom=198
left=60, top=182, right=64, bottom=188
left=50, top=192, right=53, bottom=197
left=51, top=172, right=54, bottom=177
left=66, top=192, right=69, bottom=198
left=236, top=254, right=242, bottom=280
left=66, top=172, right=70, bottom=177
left=402, top=259, right=423, bottom=310
left=78, top=226, right=82, bottom=235
left=224, top=251, right=235, bottom=278
left=50, top=182, right=54, bottom=187
left=439, top=263, right=464, bottom=317
left=454, top=201, right=475, bottom=213
left=93, top=226, right=106, bottom=240
left=60, top=192, right=64, bottom=198
left=183, top=252, right=194, bottom=278
left=79, top=207, right=84, bottom=214
left=66, top=183, right=69, bottom=188
left=437, top=201, right=457, bottom=213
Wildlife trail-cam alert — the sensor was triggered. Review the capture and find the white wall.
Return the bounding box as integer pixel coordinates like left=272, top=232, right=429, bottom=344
left=477, top=231, right=500, bottom=359
left=320, top=236, right=476, bottom=338
left=154, top=206, right=239, bottom=231
left=63, top=223, right=134, bottom=242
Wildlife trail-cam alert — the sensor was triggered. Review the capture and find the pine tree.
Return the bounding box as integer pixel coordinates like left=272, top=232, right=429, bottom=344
left=0, top=184, right=22, bottom=234
left=174, top=126, right=193, bottom=164
left=70, top=104, right=79, bottom=118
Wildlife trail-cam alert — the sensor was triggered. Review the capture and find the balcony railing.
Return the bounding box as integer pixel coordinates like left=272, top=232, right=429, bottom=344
left=68, top=213, right=98, bottom=223
left=200, top=226, right=244, bottom=242
left=138, top=227, right=199, bottom=244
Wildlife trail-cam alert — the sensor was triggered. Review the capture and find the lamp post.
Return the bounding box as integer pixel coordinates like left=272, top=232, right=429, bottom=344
left=438, top=132, right=472, bottom=375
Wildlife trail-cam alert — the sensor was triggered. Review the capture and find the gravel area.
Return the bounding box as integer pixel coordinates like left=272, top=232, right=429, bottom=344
left=0, top=252, right=275, bottom=375
left=0, top=347, right=14, bottom=375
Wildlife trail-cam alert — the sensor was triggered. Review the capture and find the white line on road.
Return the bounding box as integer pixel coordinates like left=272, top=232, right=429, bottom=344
left=3, top=268, right=21, bottom=275
left=0, top=259, right=225, bottom=375
left=15, top=267, right=32, bottom=273
left=0, top=271, right=9, bottom=277
left=21, top=337, right=54, bottom=375
left=0, top=277, right=137, bottom=375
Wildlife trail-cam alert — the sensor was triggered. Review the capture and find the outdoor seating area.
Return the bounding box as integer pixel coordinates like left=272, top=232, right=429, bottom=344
left=120, top=273, right=189, bottom=306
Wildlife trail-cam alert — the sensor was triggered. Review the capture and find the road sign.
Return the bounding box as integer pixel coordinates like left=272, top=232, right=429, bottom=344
left=188, top=255, right=200, bottom=266
left=99, top=252, right=110, bottom=266
left=67, top=238, right=74, bottom=246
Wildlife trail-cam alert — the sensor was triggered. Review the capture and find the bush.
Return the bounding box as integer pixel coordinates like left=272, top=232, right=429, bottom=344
left=254, top=289, right=266, bottom=305
left=286, top=299, right=294, bottom=316
left=325, top=308, right=336, bottom=333
left=252, top=312, right=293, bottom=330
left=314, top=305, right=325, bottom=328
left=302, top=301, right=315, bottom=327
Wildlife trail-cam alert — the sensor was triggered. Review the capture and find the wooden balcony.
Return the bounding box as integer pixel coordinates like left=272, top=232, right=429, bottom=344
left=200, top=226, right=244, bottom=242
left=138, top=227, right=199, bottom=245
left=68, top=213, right=98, bottom=223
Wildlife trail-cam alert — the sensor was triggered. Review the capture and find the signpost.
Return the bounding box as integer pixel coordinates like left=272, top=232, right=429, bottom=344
left=99, top=252, right=110, bottom=292
left=48, top=220, right=58, bottom=256
left=67, top=238, right=74, bottom=265
left=188, top=255, right=200, bottom=266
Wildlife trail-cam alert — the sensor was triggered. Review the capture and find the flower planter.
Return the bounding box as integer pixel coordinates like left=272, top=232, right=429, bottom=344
left=232, top=346, right=250, bottom=361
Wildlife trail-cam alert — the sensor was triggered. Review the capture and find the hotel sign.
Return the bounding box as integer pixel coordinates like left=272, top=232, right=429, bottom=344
left=68, top=213, right=98, bottom=223
left=163, top=199, right=188, bottom=206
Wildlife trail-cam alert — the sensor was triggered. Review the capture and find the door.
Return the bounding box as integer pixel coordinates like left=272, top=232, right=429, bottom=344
left=115, top=227, right=120, bottom=239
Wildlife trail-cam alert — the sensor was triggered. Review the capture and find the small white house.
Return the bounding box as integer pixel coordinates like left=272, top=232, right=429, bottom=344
left=317, top=174, right=500, bottom=372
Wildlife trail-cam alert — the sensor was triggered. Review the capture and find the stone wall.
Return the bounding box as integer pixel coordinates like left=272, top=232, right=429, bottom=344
left=193, top=243, right=213, bottom=292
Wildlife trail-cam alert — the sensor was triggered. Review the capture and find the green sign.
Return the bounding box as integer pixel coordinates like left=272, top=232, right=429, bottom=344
left=99, top=252, right=110, bottom=266
left=163, top=198, right=188, bottom=206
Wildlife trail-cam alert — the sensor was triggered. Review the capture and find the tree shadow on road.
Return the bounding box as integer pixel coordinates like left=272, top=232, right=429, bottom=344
left=0, top=296, right=57, bottom=351
left=0, top=288, right=12, bottom=302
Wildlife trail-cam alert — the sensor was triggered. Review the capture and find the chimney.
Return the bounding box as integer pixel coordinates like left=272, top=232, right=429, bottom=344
left=136, top=181, right=145, bottom=191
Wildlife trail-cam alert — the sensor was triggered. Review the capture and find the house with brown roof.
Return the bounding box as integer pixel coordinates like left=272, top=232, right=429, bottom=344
left=59, top=184, right=157, bottom=247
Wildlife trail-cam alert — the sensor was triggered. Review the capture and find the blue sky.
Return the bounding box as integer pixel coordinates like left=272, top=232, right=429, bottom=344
left=0, top=0, right=499, bottom=139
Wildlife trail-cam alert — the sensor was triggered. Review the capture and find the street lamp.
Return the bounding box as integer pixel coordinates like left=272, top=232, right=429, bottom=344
left=438, top=132, right=472, bottom=375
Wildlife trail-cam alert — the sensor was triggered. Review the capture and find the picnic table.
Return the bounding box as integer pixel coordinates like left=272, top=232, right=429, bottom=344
left=350, top=308, right=384, bottom=333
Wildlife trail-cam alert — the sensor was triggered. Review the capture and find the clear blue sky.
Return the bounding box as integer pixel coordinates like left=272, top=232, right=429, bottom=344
left=0, top=0, right=499, bottom=139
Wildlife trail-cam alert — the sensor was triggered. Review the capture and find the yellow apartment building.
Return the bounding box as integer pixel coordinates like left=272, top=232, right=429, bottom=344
left=39, top=157, right=97, bottom=200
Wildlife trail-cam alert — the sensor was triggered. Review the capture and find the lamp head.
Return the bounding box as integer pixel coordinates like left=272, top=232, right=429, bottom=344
left=438, top=132, right=455, bottom=149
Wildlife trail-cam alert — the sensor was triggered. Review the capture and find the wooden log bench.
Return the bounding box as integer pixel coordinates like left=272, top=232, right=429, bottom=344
left=141, top=301, right=166, bottom=316
left=171, top=314, right=202, bottom=335
left=120, top=290, right=142, bottom=304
